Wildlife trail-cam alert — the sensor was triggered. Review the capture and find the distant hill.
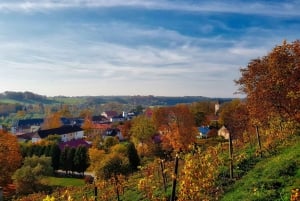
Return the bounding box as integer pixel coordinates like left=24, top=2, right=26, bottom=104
left=0, top=91, right=233, bottom=106
left=0, top=91, right=57, bottom=104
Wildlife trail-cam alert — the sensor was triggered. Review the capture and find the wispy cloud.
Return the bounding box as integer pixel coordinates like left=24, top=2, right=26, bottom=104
left=0, top=1, right=298, bottom=97
left=1, top=0, right=300, bottom=17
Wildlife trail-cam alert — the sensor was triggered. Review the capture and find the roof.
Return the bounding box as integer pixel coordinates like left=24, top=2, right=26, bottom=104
left=59, top=139, right=91, bottom=150
left=102, top=111, right=118, bottom=118
left=38, top=125, right=83, bottom=139
left=199, top=126, right=210, bottom=134
left=104, top=128, right=120, bottom=136
left=15, top=118, right=44, bottom=127
left=92, top=123, right=111, bottom=130
left=16, top=132, right=36, bottom=140
left=92, top=115, right=108, bottom=122
left=206, top=114, right=219, bottom=122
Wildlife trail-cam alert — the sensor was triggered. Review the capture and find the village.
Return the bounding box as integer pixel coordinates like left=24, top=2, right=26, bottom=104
left=9, top=103, right=230, bottom=151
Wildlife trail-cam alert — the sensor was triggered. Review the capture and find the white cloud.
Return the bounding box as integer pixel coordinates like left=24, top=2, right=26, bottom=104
left=0, top=5, right=298, bottom=97
left=0, top=0, right=299, bottom=17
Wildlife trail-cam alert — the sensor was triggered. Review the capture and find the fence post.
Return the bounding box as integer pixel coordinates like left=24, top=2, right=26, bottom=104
left=0, top=186, right=3, bottom=201
left=255, top=125, right=262, bottom=158
left=170, top=154, right=179, bottom=201
left=228, top=133, right=233, bottom=179
left=94, top=184, right=97, bottom=201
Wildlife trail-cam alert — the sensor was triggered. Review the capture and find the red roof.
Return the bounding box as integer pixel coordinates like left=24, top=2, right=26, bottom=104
left=92, top=123, right=111, bottom=130
left=59, top=139, right=91, bottom=150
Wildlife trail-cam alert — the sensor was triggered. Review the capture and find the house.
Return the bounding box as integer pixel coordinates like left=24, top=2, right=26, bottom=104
left=103, top=128, right=124, bottom=141
left=198, top=126, right=210, bottom=138
left=92, top=115, right=109, bottom=124
left=11, top=118, right=44, bottom=134
left=122, top=111, right=136, bottom=120
left=110, top=114, right=125, bottom=122
left=61, top=117, right=84, bottom=126
left=92, top=123, right=111, bottom=131
left=218, top=126, right=230, bottom=140
left=37, top=125, right=84, bottom=142
left=16, top=132, right=37, bottom=142
left=11, top=117, right=84, bottom=134
left=101, top=111, right=119, bottom=119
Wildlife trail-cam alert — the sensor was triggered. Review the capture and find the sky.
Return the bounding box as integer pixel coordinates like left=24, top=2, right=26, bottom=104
left=0, top=0, right=299, bottom=98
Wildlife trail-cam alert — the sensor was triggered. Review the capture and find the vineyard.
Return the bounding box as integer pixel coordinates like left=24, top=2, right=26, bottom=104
left=8, top=132, right=300, bottom=201
left=1, top=40, right=300, bottom=201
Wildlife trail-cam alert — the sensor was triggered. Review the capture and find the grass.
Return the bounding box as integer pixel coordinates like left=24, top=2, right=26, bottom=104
left=220, top=135, right=300, bottom=201
left=43, top=176, right=85, bottom=187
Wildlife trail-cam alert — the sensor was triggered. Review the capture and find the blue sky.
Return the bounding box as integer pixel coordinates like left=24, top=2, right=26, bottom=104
left=0, top=0, right=299, bottom=97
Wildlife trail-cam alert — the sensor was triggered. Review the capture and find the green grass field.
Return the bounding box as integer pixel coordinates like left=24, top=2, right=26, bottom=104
left=43, top=177, right=85, bottom=187
left=220, top=135, right=300, bottom=201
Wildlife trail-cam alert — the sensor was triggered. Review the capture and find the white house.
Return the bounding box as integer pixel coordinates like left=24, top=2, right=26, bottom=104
left=218, top=126, right=230, bottom=140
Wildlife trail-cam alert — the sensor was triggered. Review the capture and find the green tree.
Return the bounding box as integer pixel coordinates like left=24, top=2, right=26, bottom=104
left=130, top=115, right=156, bottom=157
left=103, top=136, right=119, bottom=152
left=60, top=146, right=70, bottom=174
left=95, top=152, right=129, bottom=180
left=126, top=142, right=140, bottom=171
left=74, top=146, right=90, bottom=176
left=67, top=147, right=76, bottom=174
left=13, top=155, right=53, bottom=194
left=50, top=143, right=61, bottom=172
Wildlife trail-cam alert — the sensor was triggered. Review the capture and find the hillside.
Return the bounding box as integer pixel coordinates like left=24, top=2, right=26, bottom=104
left=221, top=135, right=300, bottom=201
left=0, top=91, right=232, bottom=106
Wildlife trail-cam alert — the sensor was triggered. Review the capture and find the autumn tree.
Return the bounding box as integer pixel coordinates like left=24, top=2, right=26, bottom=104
left=219, top=99, right=249, bottom=142
left=88, top=147, right=106, bottom=172
left=0, top=130, right=22, bottom=186
left=129, top=115, right=156, bottom=157
left=178, top=146, right=223, bottom=200
left=41, top=112, right=62, bottom=129
left=235, top=40, right=300, bottom=154
left=153, top=105, right=198, bottom=152
left=119, top=120, right=132, bottom=139
left=189, top=101, right=215, bottom=126
left=236, top=40, right=300, bottom=126
left=95, top=152, right=130, bottom=180
left=81, top=110, right=93, bottom=136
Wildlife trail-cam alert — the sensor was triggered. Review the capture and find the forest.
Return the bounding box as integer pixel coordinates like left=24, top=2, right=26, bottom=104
left=0, top=40, right=299, bottom=201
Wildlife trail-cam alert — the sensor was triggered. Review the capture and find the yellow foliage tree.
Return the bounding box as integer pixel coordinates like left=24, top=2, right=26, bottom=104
left=178, top=146, right=223, bottom=201
left=41, top=112, right=62, bottom=129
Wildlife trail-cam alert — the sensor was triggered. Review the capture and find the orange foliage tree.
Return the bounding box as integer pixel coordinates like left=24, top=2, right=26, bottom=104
left=0, top=130, right=22, bottom=186
left=236, top=40, right=300, bottom=125
left=219, top=99, right=250, bottom=142
left=153, top=104, right=198, bottom=152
